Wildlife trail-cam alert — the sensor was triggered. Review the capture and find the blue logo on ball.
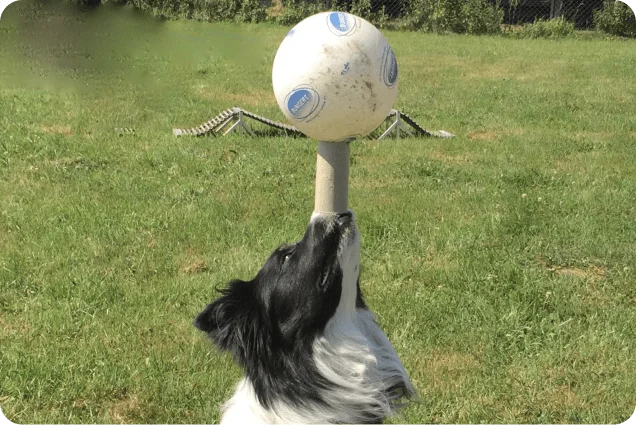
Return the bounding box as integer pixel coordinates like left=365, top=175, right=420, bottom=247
left=382, top=47, right=398, bottom=87
left=327, top=12, right=357, bottom=36
left=285, top=86, right=320, bottom=121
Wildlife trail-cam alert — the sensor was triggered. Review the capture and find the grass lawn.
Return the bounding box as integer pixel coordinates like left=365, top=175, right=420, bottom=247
left=1, top=1, right=635, bottom=423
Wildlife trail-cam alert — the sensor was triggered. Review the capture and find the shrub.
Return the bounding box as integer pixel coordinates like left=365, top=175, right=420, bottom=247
left=272, top=0, right=393, bottom=28
left=68, top=0, right=504, bottom=33
left=274, top=0, right=328, bottom=25
left=229, top=0, right=268, bottom=23
left=97, top=0, right=267, bottom=22
left=402, top=0, right=503, bottom=34
left=594, top=0, right=636, bottom=37
left=431, top=0, right=468, bottom=33
left=399, top=0, right=434, bottom=31
left=347, top=0, right=391, bottom=28
left=461, top=0, right=504, bottom=34
left=516, top=16, right=576, bottom=38
left=190, top=0, right=267, bottom=22
left=67, top=0, right=102, bottom=6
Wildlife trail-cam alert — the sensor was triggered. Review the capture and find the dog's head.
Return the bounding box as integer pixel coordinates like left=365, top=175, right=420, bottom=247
left=194, top=211, right=362, bottom=368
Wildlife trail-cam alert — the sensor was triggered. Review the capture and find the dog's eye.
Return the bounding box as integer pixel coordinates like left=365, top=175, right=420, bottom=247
left=281, top=244, right=297, bottom=265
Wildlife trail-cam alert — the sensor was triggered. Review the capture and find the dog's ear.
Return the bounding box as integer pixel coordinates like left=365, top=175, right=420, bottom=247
left=194, top=279, right=257, bottom=363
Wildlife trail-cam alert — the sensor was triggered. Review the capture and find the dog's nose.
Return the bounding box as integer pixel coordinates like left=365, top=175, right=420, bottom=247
left=336, top=211, right=353, bottom=227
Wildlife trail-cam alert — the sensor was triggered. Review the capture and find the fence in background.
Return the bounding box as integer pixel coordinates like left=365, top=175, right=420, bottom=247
left=324, top=0, right=609, bottom=28
left=495, top=0, right=604, bottom=28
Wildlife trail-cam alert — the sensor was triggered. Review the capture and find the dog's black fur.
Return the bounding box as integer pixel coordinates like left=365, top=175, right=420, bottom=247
left=194, top=212, right=412, bottom=423
left=195, top=214, right=360, bottom=409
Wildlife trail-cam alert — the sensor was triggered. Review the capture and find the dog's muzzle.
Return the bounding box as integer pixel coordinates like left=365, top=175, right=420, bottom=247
left=335, top=211, right=357, bottom=252
left=310, top=210, right=357, bottom=246
left=336, top=211, right=353, bottom=228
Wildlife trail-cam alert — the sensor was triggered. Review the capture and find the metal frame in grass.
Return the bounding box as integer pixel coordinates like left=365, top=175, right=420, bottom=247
left=171, top=106, right=454, bottom=140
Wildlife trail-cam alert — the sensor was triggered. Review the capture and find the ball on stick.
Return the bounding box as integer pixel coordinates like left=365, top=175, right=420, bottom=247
left=272, top=12, right=399, bottom=214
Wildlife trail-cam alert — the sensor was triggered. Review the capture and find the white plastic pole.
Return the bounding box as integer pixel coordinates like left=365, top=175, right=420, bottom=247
left=314, top=141, right=349, bottom=214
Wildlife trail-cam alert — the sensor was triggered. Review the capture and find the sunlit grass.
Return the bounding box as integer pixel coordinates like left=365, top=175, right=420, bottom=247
left=1, top=1, right=635, bottom=423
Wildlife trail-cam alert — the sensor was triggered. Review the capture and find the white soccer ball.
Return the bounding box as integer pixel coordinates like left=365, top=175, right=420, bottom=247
left=272, top=11, right=398, bottom=142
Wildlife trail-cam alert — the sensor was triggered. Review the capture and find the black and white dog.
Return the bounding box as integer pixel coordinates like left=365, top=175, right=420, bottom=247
left=194, top=211, right=414, bottom=424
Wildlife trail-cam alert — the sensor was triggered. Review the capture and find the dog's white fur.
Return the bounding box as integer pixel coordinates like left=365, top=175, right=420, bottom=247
left=218, top=212, right=413, bottom=424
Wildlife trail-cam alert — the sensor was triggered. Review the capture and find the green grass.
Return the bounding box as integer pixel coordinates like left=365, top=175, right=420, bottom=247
left=1, top=1, right=636, bottom=424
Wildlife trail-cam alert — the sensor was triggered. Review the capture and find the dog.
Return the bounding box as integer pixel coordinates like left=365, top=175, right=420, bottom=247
left=194, top=211, right=415, bottom=424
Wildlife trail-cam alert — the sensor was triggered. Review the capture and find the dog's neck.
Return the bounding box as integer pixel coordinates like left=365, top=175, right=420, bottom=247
left=310, top=211, right=361, bottom=319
